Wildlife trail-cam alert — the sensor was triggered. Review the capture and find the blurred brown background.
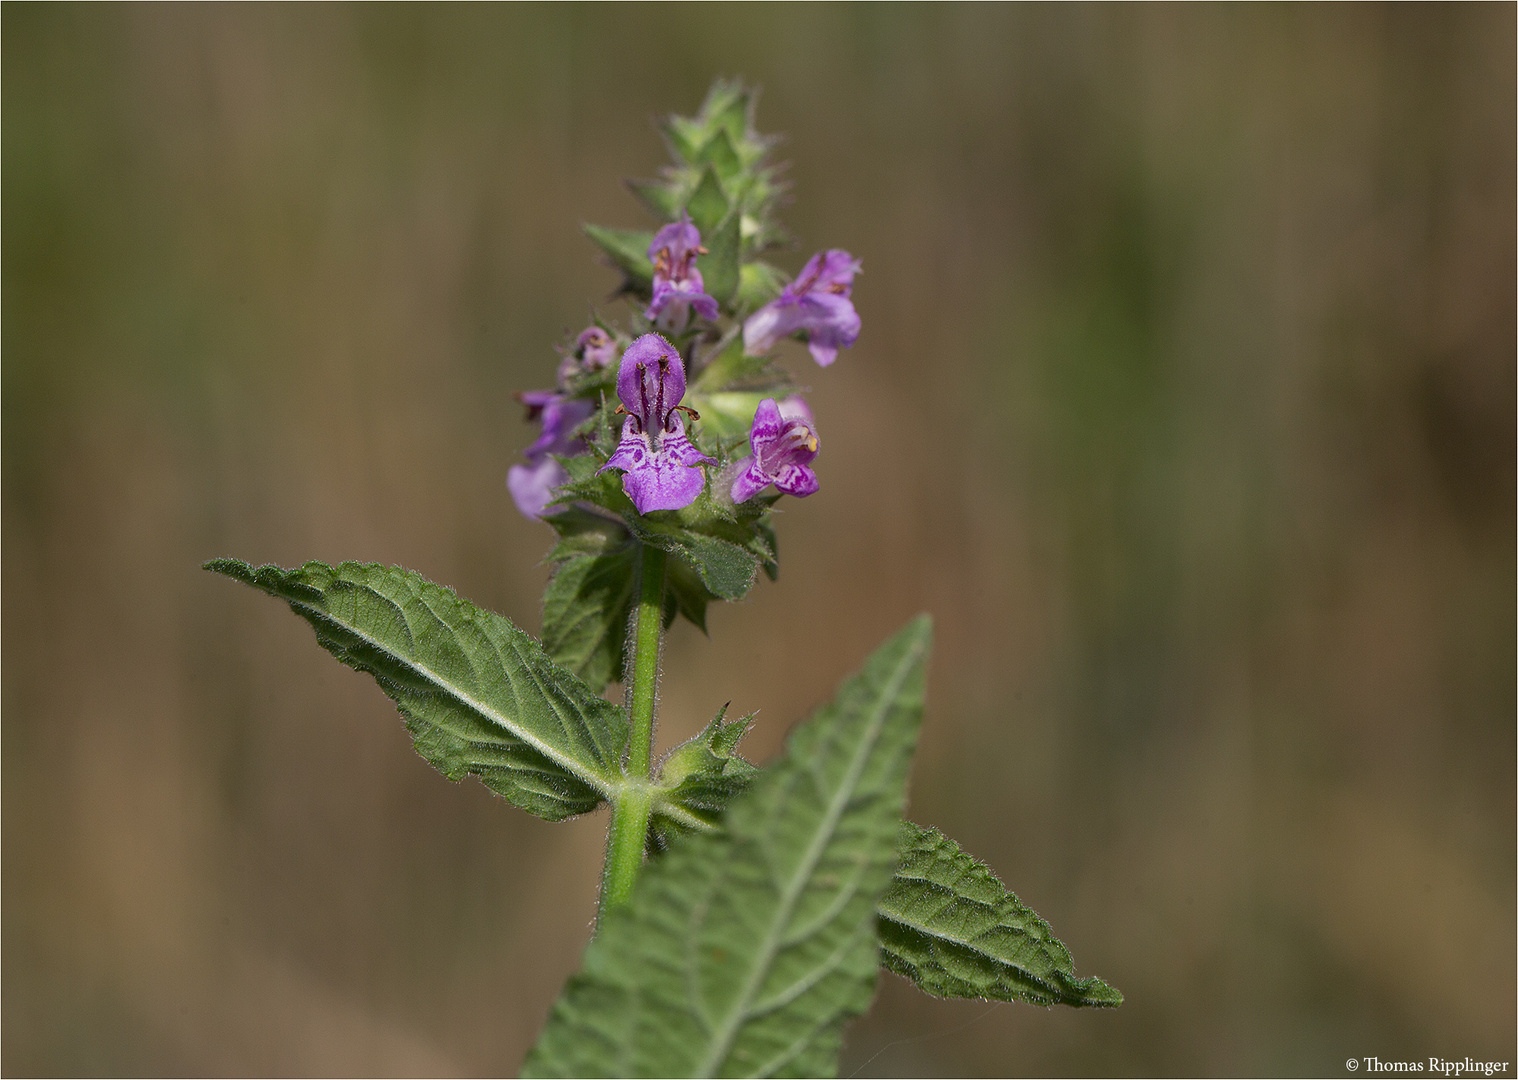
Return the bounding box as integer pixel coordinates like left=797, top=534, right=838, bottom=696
left=4, top=5, right=1513, bottom=1076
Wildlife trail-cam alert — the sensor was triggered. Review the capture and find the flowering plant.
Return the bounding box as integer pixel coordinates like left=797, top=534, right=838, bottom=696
left=207, top=81, right=1117, bottom=1077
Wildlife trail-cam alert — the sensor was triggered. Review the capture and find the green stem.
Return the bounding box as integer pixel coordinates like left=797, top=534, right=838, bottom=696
left=598, top=543, right=667, bottom=926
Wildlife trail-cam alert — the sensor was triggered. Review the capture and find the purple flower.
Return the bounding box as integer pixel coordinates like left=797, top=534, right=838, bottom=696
left=742, top=249, right=862, bottom=366
left=730, top=397, right=820, bottom=503
left=600, top=333, right=715, bottom=513
left=645, top=214, right=720, bottom=332
left=558, top=326, right=620, bottom=385
left=506, top=391, right=594, bottom=519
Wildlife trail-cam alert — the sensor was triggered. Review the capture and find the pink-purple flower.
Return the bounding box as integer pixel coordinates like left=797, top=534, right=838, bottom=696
left=557, top=325, right=620, bottom=385
left=600, top=333, right=715, bottom=513
left=507, top=391, right=594, bottom=519
left=645, top=214, right=720, bottom=332
left=730, top=397, right=820, bottom=503
left=742, top=249, right=861, bottom=366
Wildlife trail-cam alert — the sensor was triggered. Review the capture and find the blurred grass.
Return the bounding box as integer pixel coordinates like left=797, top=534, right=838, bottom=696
left=4, top=5, right=1513, bottom=1076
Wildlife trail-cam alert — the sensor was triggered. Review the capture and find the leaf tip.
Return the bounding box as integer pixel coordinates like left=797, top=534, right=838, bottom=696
left=202, top=556, right=251, bottom=575
left=1067, top=975, right=1124, bottom=1008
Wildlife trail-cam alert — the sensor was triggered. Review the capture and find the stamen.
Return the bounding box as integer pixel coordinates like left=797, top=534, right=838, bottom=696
left=636, top=361, right=651, bottom=431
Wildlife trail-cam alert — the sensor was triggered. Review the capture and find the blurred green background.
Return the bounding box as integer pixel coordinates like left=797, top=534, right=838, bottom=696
left=5, top=5, right=1513, bottom=1076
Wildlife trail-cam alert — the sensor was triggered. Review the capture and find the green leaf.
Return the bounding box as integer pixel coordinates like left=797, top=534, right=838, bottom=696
left=685, top=164, right=730, bottom=236
left=649, top=760, right=1121, bottom=1011
left=697, top=128, right=744, bottom=185
left=694, top=335, right=762, bottom=392
left=583, top=224, right=654, bottom=290
left=687, top=390, right=777, bottom=442
left=736, top=260, right=787, bottom=310
left=659, top=703, right=754, bottom=787
left=557, top=451, right=777, bottom=609
left=701, top=207, right=742, bottom=308
left=758, top=520, right=780, bottom=583
left=205, top=559, right=628, bottom=821
left=541, top=511, right=639, bottom=695
left=629, top=518, right=760, bottom=602
left=649, top=704, right=760, bottom=850
left=661, top=116, right=705, bottom=165
left=878, top=821, right=1123, bottom=1008
left=671, top=531, right=756, bottom=600
left=626, top=178, right=682, bottom=221
left=699, top=80, right=752, bottom=150
left=524, top=616, right=932, bottom=1079
left=665, top=554, right=714, bottom=634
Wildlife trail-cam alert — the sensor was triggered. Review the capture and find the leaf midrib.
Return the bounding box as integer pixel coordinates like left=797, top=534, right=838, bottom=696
left=692, top=632, right=924, bottom=1078
left=876, top=907, right=1062, bottom=989
left=290, top=594, right=622, bottom=801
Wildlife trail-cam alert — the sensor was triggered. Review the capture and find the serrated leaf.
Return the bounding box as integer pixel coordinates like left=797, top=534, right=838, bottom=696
left=583, top=224, right=654, bottom=290
left=205, top=559, right=628, bottom=821
left=877, top=821, right=1123, bottom=1008
left=524, top=616, right=932, bottom=1079
left=648, top=755, right=1122, bottom=1011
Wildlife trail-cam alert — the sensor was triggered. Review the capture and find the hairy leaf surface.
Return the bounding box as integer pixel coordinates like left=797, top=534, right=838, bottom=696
left=556, top=432, right=777, bottom=608
left=878, top=822, right=1123, bottom=1008
left=542, top=509, right=639, bottom=693
left=206, top=559, right=628, bottom=821
left=524, top=616, right=932, bottom=1078
left=649, top=770, right=1122, bottom=1009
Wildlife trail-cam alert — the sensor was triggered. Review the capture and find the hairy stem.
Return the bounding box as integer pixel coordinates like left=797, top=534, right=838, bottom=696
left=598, top=543, right=667, bottom=925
